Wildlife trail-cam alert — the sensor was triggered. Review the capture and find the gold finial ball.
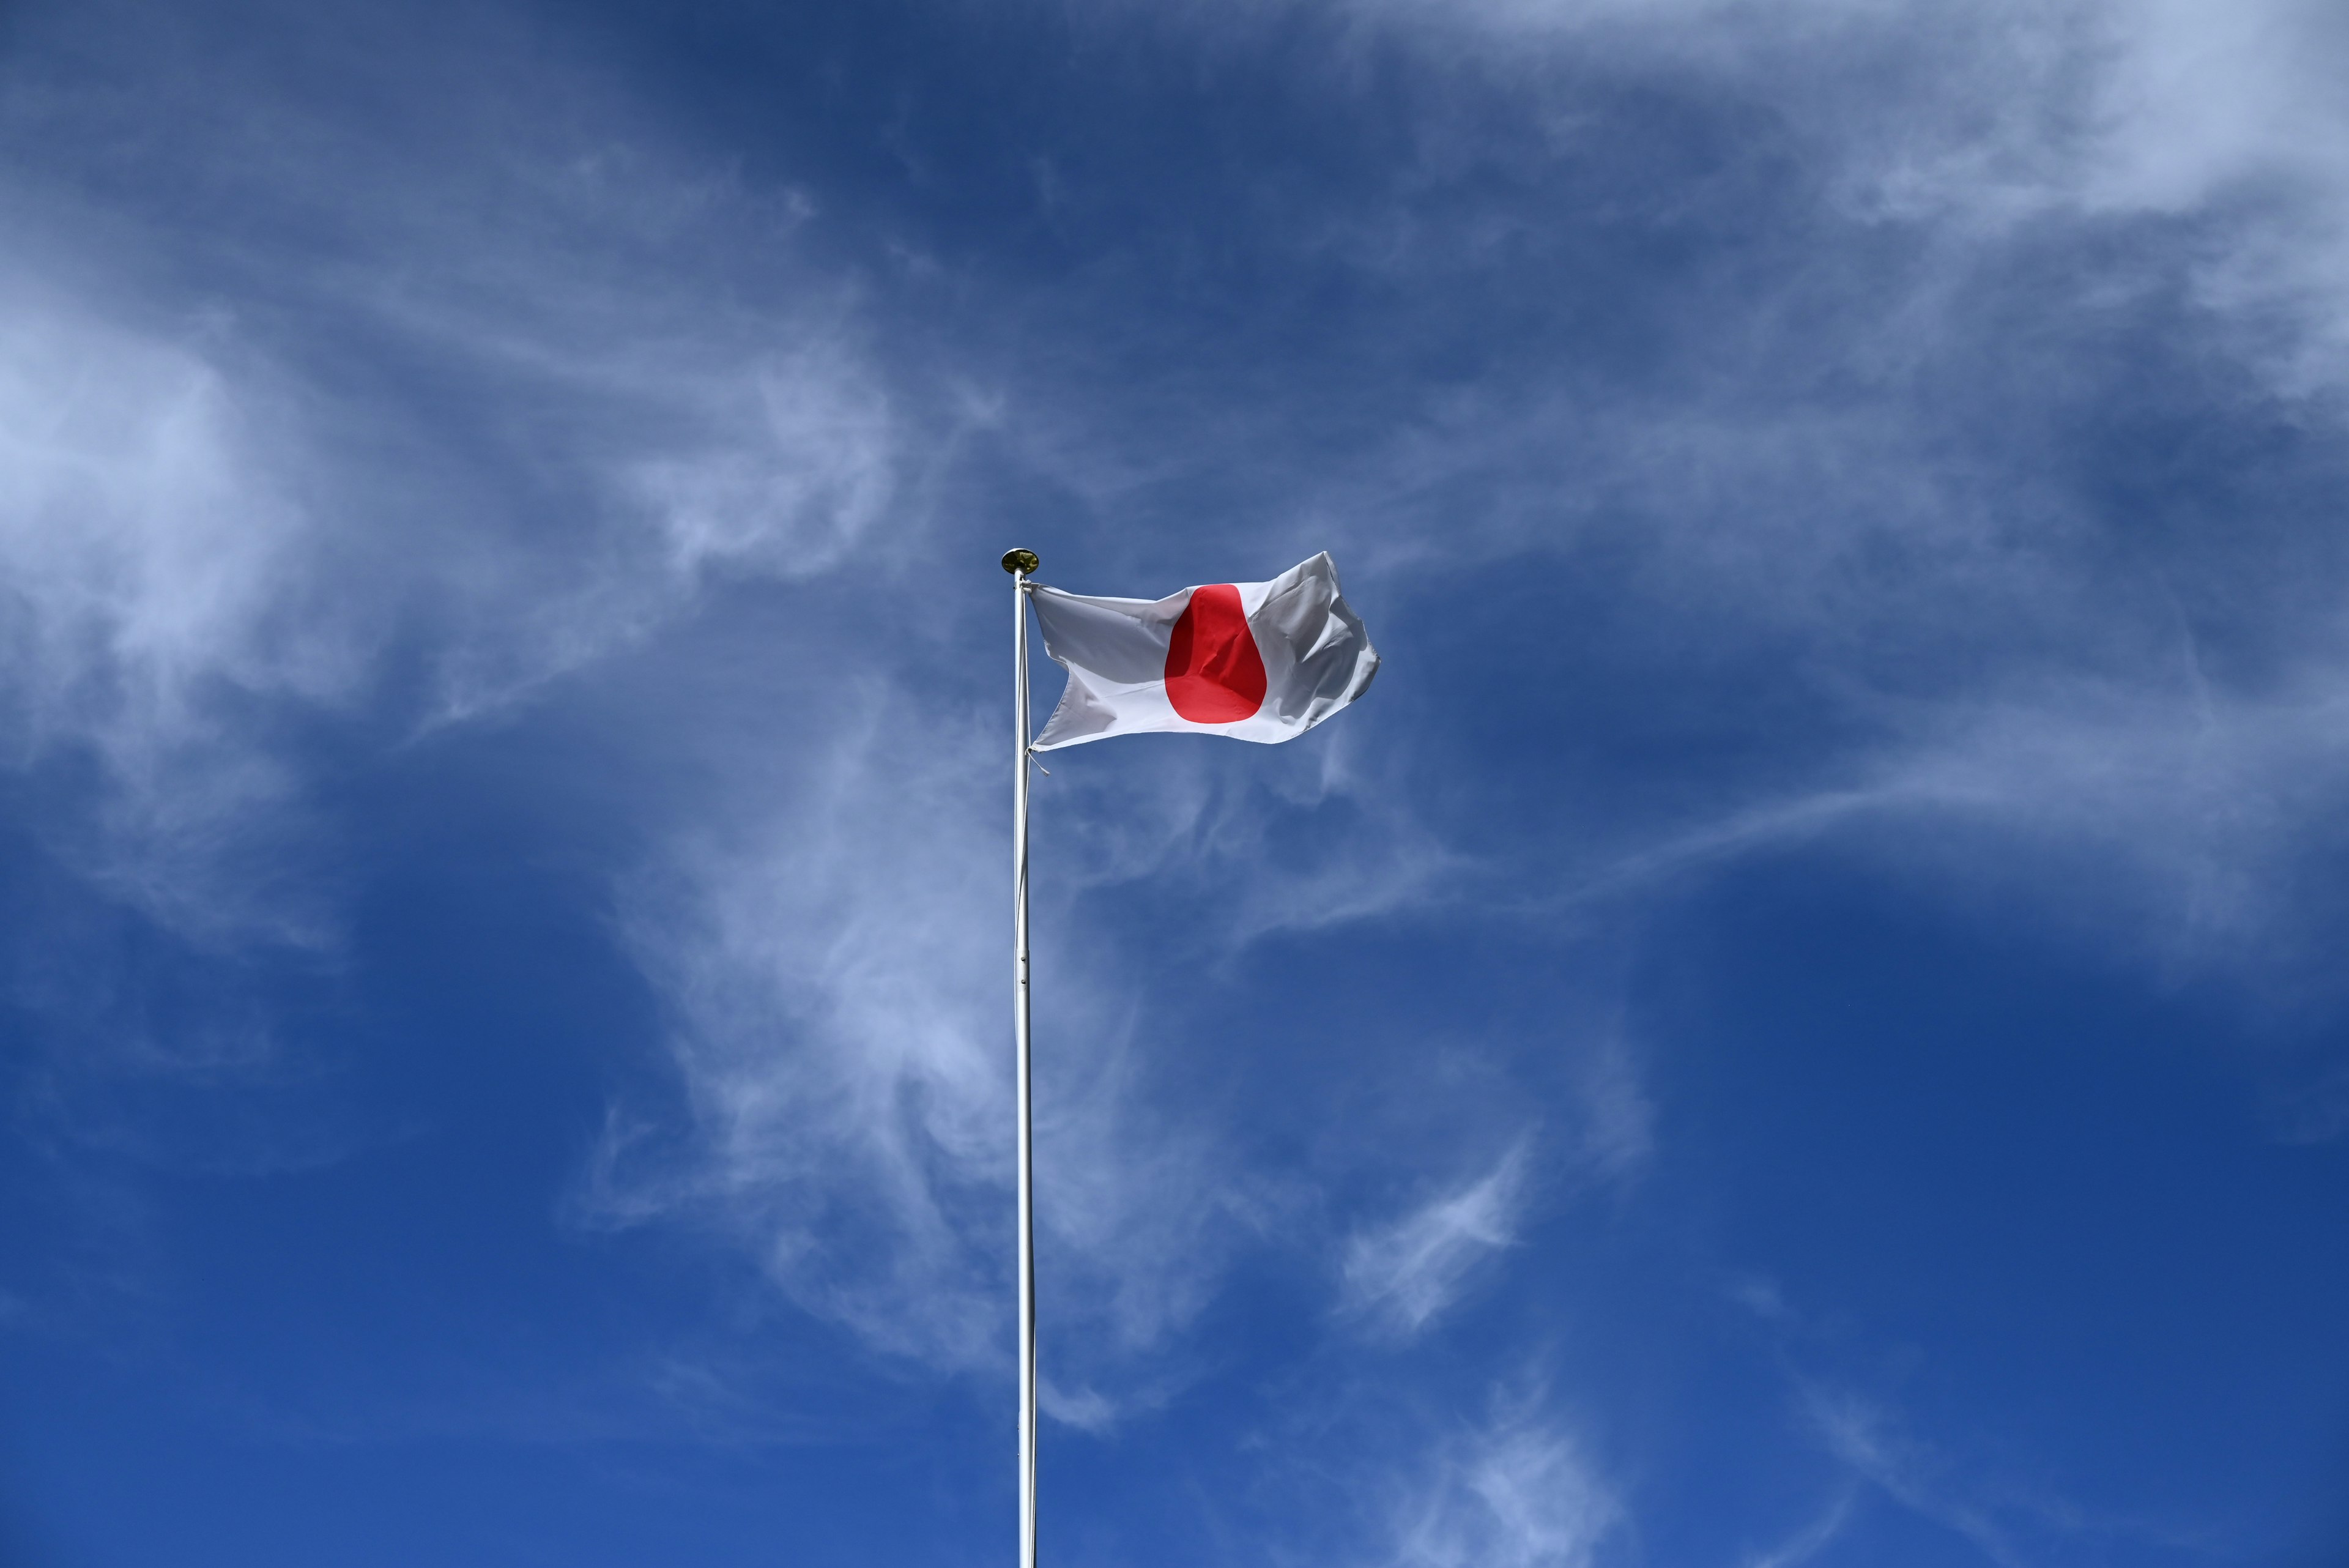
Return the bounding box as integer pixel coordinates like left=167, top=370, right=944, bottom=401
left=1001, top=548, right=1041, bottom=575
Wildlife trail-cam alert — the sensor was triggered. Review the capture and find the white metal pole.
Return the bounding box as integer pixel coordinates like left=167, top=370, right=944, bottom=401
left=1003, top=546, right=1041, bottom=1568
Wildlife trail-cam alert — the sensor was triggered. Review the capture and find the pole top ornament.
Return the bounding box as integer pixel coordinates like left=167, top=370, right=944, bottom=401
left=1002, top=548, right=1041, bottom=575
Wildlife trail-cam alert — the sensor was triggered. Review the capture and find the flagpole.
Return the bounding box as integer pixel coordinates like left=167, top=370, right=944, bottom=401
left=1003, top=546, right=1041, bottom=1568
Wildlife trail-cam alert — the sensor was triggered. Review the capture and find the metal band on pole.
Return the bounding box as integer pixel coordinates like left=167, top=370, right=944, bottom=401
left=1003, top=546, right=1041, bottom=1568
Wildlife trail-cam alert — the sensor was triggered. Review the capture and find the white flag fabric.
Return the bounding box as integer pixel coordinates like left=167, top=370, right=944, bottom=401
left=1029, top=552, right=1379, bottom=751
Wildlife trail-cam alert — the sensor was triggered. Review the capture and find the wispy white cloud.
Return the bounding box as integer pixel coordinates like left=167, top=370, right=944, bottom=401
left=630, top=341, right=902, bottom=584
left=1798, top=1375, right=2230, bottom=1562
left=1536, top=664, right=2349, bottom=986
left=585, top=694, right=1020, bottom=1369
left=584, top=685, right=1302, bottom=1388
left=1037, top=1377, right=1121, bottom=1434
left=1940, top=0, right=2349, bottom=396
left=1342, top=1141, right=1529, bottom=1338
left=994, top=4, right=2349, bottom=1001
left=1743, top=1486, right=1860, bottom=1568
left=1570, top=1033, right=1653, bottom=1186
left=1736, top=1298, right=2200, bottom=1566
left=0, top=3, right=922, bottom=939
left=1348, top=0, right=2349, bottom=397
left=1385, top=1386, right=1622, bottom=1568
left=0, top=270, right=350, bottom=943
left=1803, top=1386, right=2021, bottom=1568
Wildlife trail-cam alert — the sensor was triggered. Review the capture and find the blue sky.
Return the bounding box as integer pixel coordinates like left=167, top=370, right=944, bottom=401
left=5, top=0, right=2349, bottom=1562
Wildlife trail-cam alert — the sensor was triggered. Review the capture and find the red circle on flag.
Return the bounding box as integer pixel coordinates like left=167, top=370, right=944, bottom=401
left=1165, top=584, right=1268, bottom=723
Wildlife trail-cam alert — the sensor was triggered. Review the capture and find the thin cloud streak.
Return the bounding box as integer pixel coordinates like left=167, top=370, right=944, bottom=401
left=1025, top=0, right=2349, bottom=990
left=1804, top=1386, right=2022, bottom=1568
left=1385, top=1386, right=1622, bottom=1568
left=0, top=268, right=350, bottom=945
left=1305, top=0, right=2349, bottom=397
left=1743, top=1487, right=1859, bottom=1568
left=0, top=3, right=923, bottom=937
left=586, top=686, right=1294, bottom=1386
left=1538, top=670, right=2349, bottom=980
left=1342, top=1142, right=1529, bottom=1339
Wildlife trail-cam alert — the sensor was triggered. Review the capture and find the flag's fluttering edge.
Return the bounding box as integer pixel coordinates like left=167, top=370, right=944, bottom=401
left=1030, top=552, right=1379, bottom=751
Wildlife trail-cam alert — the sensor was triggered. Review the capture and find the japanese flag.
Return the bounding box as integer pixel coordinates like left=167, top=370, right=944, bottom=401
left=1029, top=552, right=1379, bottom=751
